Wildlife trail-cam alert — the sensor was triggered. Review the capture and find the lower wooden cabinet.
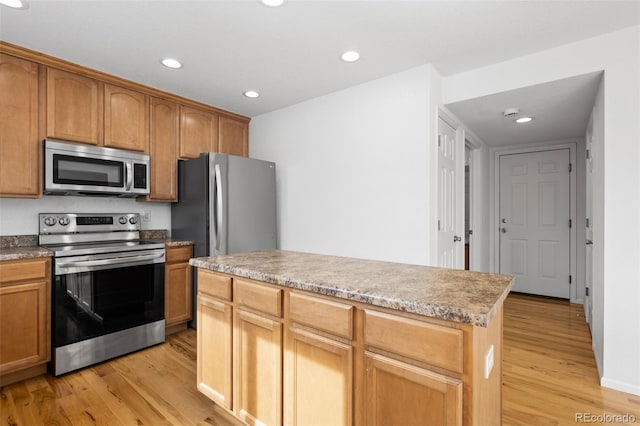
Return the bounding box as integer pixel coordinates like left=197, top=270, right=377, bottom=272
left=165, top=245, right=193, bottom=330
left=286, top=327, right=353, bottom=426
left=364, top=352, right=462, bottom=426
left=197, top=293, right=233, bottom=409
left=195, top=269, right=501, bottom=426
left=235, top=309, right=282, bottom=426
left=0, top=257, right=51, bottom=385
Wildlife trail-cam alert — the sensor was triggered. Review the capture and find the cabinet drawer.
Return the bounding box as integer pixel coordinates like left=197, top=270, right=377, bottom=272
left=0, top=258, right=50, bottom=284
left=198, top=270, right=232, bottom=301
left=166, top=245, right=193, bottom=263
left=289, top=292, right=353, bottom=339
left=234, top=279, right=282, bottom=318
left=364, top=310, right=463, bottom=373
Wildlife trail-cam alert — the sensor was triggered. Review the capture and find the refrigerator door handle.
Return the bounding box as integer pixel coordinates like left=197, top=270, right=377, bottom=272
left=214, top=163, right=224, bottom=253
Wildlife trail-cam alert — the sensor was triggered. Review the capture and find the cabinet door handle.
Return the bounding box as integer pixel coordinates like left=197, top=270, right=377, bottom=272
left=453, top=235, right=462, bottom=242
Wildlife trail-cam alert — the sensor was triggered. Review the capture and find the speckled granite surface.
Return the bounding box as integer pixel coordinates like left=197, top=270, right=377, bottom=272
left=140, top=229, right=168, bottom=241
left=190, top=250, right=513, bottom=327
left=139, top=230, right=193, bottom=247
left=164, top=239, right=194, bottom=247
left=0, top=235, right=38, bottom=249
left=0, top=246, right=52, bottom=261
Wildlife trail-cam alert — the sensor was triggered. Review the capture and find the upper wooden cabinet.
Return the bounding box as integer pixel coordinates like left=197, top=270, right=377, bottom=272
left=179, top=106, right=218, bottom=159
left=218, top=116, right=248, bottom=157
left=46, top=67, right=101, bottom=144
left=148, top=97, right=179, bottom=201
left=0, top=54, right=40, bottom=197
left=104, top=83, right=149, bottom=152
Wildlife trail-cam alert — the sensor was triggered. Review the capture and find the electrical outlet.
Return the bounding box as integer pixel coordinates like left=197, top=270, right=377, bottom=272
left=484, top=344, right=494, bottom=379
left=142, top=211, right=151, bottom=222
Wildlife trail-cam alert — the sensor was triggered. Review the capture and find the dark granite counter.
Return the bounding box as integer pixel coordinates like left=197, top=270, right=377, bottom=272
left=190, top=249, right=513, bottom=327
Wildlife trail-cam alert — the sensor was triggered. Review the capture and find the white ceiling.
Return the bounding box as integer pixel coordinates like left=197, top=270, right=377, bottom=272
left=1, top=0, right=638, bottom=120
left=446, top=71, right=603, bottom=147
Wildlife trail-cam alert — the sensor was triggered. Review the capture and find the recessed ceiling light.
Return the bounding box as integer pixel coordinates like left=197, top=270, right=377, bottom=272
left=0, top=0, right=29, bottom=9
left=161, top=58, right=183, bottom=69
left=515, top=116, right=534, bottom=124
left=260, top=0, right=285, bottom=7
left=341, top=51, right=360, bottom=63
left=244, top=90, right=260, bottom=99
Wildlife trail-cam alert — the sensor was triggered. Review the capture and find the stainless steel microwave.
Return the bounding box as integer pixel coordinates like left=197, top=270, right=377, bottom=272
left=44, top=139, right=150, bottom=197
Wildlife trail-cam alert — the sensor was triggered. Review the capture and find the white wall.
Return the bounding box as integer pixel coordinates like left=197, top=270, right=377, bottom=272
left=589, top=79, right=605, bottom=377
left=250, top=65, right=440, bottom=265
left=0, top=196, right=171, bottom=235
left=443, top=25, right=640, bottom=395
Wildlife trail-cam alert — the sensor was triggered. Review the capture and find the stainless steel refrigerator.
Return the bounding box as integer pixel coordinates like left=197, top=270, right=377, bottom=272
left=171, top=153, right=277, bottom=326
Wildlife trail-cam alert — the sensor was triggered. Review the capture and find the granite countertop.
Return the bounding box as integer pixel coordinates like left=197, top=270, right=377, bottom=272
left=164, top=239, right=195, bottom=247
left=0, top=246, right=53, bottom=261
left=0, top=231, right=193, bottom=261
left=190, top=250, right=513, bottom=327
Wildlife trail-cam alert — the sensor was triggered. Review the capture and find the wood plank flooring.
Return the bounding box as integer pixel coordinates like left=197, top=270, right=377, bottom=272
left=1, top=294, right=638, bottom=425
left=503, top=293, right=640, bottom=425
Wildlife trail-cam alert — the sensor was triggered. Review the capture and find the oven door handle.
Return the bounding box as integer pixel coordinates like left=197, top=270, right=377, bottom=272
left=57, top=253, right=164, bottom=269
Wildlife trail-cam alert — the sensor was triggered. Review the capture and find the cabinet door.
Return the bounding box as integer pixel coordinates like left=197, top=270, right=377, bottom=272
left=197, top=294, right=233, bottom=410
left=179, top=106, right=218, bottom=159
left=218, top=116, right=248, bottom=157
left=47, top=67, right=101, bottom=144
left=165, top=262, right=193, bottom=326
left=285, top=327, right=353, bottom=426
left=104, top=83, right=149, bottom=152
left=0, top=280, right=49, bottom=374
left=364, top=352, right=462, bottom=426
left=0, top=54, right=40, bottom=197
left=148, top=97, right=179, bottom=201
left=235, top=309, right=282, bottom=426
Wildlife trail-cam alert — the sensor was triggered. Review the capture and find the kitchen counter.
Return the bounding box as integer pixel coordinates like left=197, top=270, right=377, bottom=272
left=0, top=246, right=52, bottom=261
left=190, top=249, right=513, bottom=327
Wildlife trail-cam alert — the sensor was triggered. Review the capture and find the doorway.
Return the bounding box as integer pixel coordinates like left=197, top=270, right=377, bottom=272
left=496, top=146, right=577, bottom=299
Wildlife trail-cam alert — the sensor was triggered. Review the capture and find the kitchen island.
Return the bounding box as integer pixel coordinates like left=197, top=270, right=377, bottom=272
left=190, top=250, right=513, bottom=426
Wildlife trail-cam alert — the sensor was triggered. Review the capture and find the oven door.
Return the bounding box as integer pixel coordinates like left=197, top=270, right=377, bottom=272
left=53, top=253, right=165, bottom=349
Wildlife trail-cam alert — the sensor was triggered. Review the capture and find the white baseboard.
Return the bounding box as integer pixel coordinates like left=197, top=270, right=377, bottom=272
left=571, top=298, right=584, bottom=305
left=601, top=377, right=640, bottom=396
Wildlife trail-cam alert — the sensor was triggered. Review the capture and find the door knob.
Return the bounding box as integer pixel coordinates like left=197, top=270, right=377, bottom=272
left=453, top=235, right=462, bottom=242
left=501, top=228, right=507, bottom=234
left=501, top=218, right=508, bottom=224
left=586, top=240, right=593, bottom=245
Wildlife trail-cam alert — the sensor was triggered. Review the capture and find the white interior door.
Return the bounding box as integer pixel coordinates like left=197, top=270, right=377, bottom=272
left=437, top=117, right=464, bottom=269
left=499, top=149, right=571, bottom=298
left=585, top=132, right=594, bottom=327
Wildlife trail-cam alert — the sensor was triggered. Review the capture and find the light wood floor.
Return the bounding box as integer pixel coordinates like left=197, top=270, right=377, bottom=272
left=1, top=294, right=639, bottom=425
left=503, top=293, right=640, bottom=425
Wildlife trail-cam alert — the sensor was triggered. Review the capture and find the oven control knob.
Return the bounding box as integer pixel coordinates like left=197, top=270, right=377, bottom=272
left=44, top=216, right=57, bottom=226
left=118, top=216, right=128, bottom=225
left=129, top=216, right=138, bottom=225
left=58, top=216, right=70, bottom=226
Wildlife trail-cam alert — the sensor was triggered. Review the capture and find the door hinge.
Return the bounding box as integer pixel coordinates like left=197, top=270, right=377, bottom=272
left=437, top=220, right=441, bottom=231
left=438, top=135, right=442, bottom=147
left=586, top=287, right=589, bottom=296
left=586, top=218, right=590, bottom=228
left=569, top=219, right=572, bottom=228
left=586, top=149, right=591, bottom=160
left=569, top=163, right=573, bottom=173
left=569, top=275, right=572, bottom=284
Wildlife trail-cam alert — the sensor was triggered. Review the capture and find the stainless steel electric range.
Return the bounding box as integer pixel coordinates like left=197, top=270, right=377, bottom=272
left=39, top=213, right=166, bottom=376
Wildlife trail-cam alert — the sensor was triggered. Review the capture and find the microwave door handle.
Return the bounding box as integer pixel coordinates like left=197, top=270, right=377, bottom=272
left=124, top=162, right=132, bottom=191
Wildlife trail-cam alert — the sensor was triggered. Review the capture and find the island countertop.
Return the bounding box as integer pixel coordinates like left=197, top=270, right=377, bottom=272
left=190, top=249, right=513, bottom=327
